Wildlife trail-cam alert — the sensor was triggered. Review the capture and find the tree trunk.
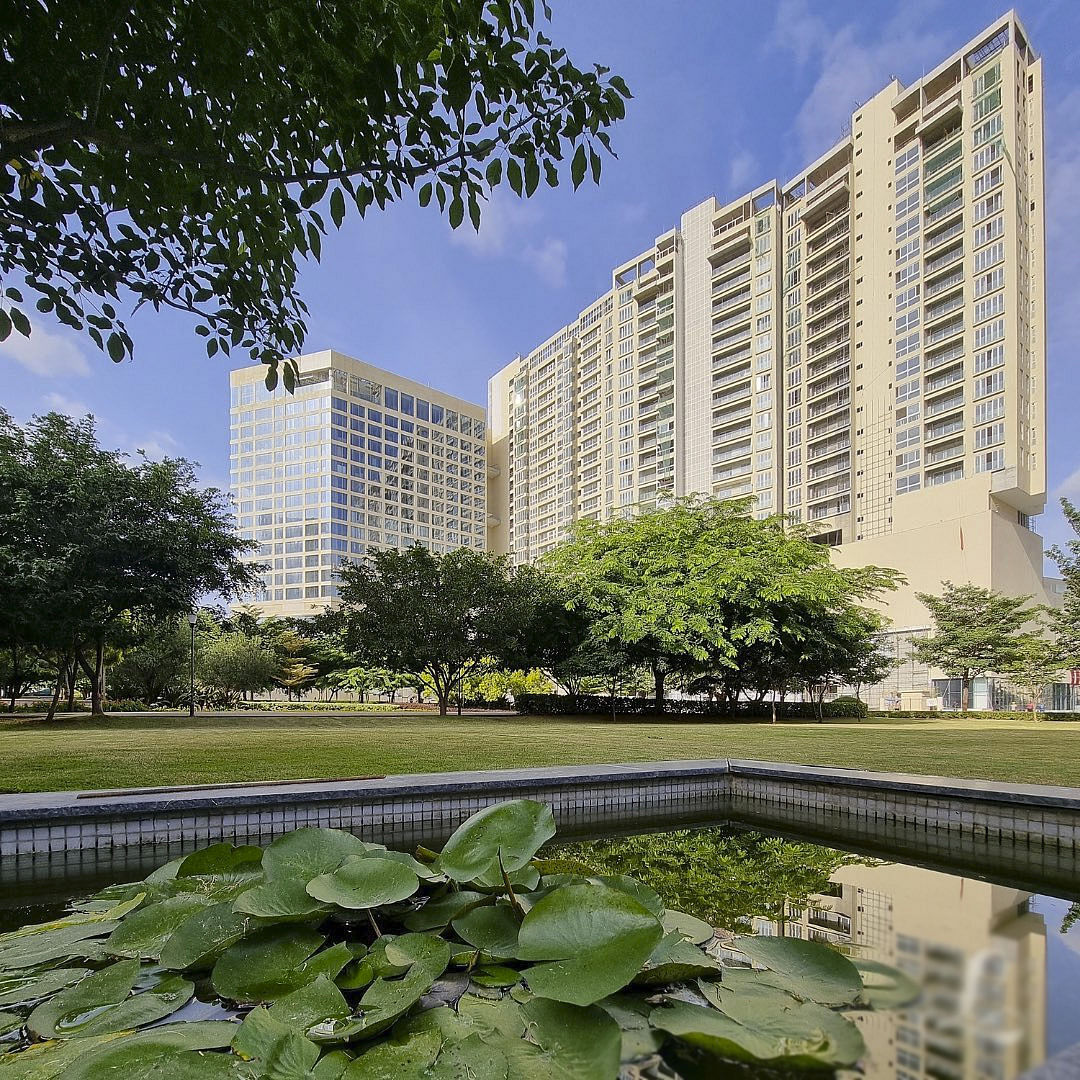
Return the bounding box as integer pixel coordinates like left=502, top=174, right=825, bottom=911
left=7, top=645, right=18, bottom=712
left=65, top=657, right=77, bottom=712
left=75, top=642, right=105, bottom=716
left=652, top=665, right=666, bottom=712
left=45, top=654, right=68, bottom=723
left=961, top=672, right=970, bottom=714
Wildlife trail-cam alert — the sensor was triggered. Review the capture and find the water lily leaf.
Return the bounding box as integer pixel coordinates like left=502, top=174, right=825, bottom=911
left=0, top=1012, right=22, bottom=1036
left=517, top=883, right=663, bottom=1006
left=0, top=968, right=89, bottom=1009
left=437, top=801, right=555, bottom=883
left=145, top=858, right=186, bottom=884
left=336, top=934, right=451, bottom=1041
left=212, top=926, right=326, bottom=1003
left=853, top=957, right=921, bottom=1008
left=268, top=976, right=350, bottom=1037
left=306, top=856, right=419, bottom=911
left=599, top=993, right=665, bottom=1062
left=27, top=959, right=139, bottom=1039
left=233, top=878, right=330, bottom=922
left=159, top=902, right=251, bottom=971
left=734, top=935, right=863, bottom=1005
left=73, top=976, right=195, bottom=1039
left=452, top=904, right=520, bottom=959
left=0, top=923, right=118, bottom=971
left=261, top=829, right=371, bottom=883
left=177, top=843, right=263, bottom=878
left=340, top=1026, right=442, bottom=1077
left=503, top=998, right=621, bottom=1080
left=233, top=1006, right=320, bottom=1078
left=592, top=876, right=663, bottom=917
left=105, top=895, right=211, bottom=959
left=403, top=891, right=486, bottom=932
left=364, top=937, right=410, bottom=978
left=634, top=931, right=722, bottom=985
left=312, top=1049, right=353, bottom=1079
left=336, top=960, right=374, bottom=992
left=661, top=909, right=714, bottom=945
left=471, top=863, right=541, bottom=892
left=470, top=966, right=521, bottom=989
left=5, top=897, right=144, bottom=937
left=653, top=992, right=865, bottom=1069
left=362, top=850, right=442, bottom=883
left=6, top=1022, right=238, bottom=1080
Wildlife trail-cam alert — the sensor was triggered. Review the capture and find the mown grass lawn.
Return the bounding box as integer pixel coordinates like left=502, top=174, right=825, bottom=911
left=0, top=711, right=1078, bottom=794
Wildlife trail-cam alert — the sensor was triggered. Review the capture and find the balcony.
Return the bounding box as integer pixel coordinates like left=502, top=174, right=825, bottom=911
left=807, top=242, right=849, bottom=279
left=807, top=219, right=850, bottom=256
left=711, top=247, right=752, bottom=278
left=925, top=362, right=964, bottom=394
left=807, top=370, right=850, bottom=401
left=925, top=314, right=964, bottom=346
left=807, top=387, right=850, bottom=419
left=713, top=462, right=752, bottom=483
left=924, top=267, right=964, bottom=299
left=808, top=433, right=851, bottom=460
left=712, top=269, right=752, bottom=298
left=712, top=307, right=753, bottom=335
left=808, top=454, right=850, bottom=480
left=712, top=327, right=752, bottom=355
left=807, top=308, right=849, bottom=343
left=808, top=495, right=851, bottom=520
left=712, top=402, right=752, bottom=425
left=713, top=346, right=752, bottom=371
left=925, top=438, right=965, bottom=465
left=713, top=364, right=752, bottom=391
left=807, top=348, right=849, bottom=381
left=925, top=291, right=965, bottom=325
left=925, top=414, right=965, bottom=442
left=713, top=440, right=753, bottom=465
left=712, top=384, right=752, bottom=409
left=807, top=475, right=851, bottom=501
left=713, top=421, right=753, bottom=444
left=713, top=288, right=752, bottom=316
left=925, top=390, right=964, bottom=417
left=807, top=284, right=849, bottom=318
left=924, top=165, right=962, bottom=204
left=807, top=326, right=850, bottom=360
left=925, top=219, right=964, bottom=253
left=807, top=412, right=850, bottom=440
left=807, top=265, right=848, bottom=297
left=926, top=191, right=964, bottom=228
left=923, top=137, right=963, bottom=180
left=925, top=340, right=964, bottom=370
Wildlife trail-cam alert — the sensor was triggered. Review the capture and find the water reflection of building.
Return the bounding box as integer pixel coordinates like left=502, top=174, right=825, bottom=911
left=751, top=862, right=1046, bottom=1079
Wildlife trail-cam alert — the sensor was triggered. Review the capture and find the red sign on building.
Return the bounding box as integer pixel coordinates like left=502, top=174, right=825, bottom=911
left=1070, top=669, right=1080, bottom=687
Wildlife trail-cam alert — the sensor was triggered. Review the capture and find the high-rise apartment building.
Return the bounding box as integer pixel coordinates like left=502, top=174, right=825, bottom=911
left=230, top=350, right=487, bottom=618
left=488, top=13, right=1049, bottom=702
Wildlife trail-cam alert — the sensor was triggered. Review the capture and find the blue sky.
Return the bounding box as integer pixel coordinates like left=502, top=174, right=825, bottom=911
left=2, top=0, right=1078, bottom=553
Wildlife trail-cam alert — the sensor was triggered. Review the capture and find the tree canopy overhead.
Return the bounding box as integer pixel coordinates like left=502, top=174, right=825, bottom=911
left=1, top=0, right=630, bottom=384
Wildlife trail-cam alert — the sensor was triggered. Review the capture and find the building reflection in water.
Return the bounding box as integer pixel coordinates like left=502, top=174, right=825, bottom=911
left=751, top=862, right=1046, bottom=1080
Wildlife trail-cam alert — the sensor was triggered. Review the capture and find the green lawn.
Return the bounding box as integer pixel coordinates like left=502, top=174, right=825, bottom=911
left=0, top=711, right=1078, bottom=794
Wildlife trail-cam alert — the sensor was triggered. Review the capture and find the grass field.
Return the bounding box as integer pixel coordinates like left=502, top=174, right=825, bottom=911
left=0, top=711, right=1078, bottom=793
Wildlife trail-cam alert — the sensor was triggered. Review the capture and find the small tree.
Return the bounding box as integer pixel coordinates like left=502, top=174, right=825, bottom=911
left=109, top=619, right=191, bottom=703
left=911, top=582, right=1038, bottom=713
left=1049, top=498, right=1080, bottom=666
left=199, top=632, right=280, bottom=701
left=1003, top=634, right=1067, bottom=715
left=273, top=630, right=318, bottom=701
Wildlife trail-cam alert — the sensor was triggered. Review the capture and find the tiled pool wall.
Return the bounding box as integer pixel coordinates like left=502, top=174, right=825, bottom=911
left=1, top=760, right=1078, bottom=896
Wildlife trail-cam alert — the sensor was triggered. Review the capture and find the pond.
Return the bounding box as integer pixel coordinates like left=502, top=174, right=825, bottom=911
left=0, top=814, right=1076, bottom=1079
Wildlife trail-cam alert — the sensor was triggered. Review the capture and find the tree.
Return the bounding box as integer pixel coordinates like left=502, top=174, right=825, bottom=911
left=0, top=643, right=51, bottom=712
left=109, top=618, right=191, bottom=703
left=0, top=410, right=260, bottom=719
left=272, top=630, right=319, bottom=701
left=1, top=2, right=630, bottom=382
left=545, top=497, right=899, bottom=710
left=1049, top=498, right=1080, bottom=666
left=334, top=546, right=543, bottom=716
left=911, top=582, right=1039, bottom=713
left=1002, top=633, right=1067, bottom=715
left=199, top=632, right=280, bottom=701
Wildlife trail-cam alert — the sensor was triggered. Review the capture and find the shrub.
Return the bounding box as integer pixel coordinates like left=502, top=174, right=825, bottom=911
left=515, top=694, right=867, bottom=720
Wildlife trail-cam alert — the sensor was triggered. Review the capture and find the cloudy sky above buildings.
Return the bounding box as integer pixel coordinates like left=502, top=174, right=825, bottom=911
left=3, top=0, right=1078, bottom=551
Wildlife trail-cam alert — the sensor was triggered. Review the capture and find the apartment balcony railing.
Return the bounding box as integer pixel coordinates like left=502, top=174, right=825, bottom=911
left=713, top=480, right=754, bottom=499
left=807, top=475, right=851, bottom=501
left=807, top=265, right=849, bottom=297
left=712, top=289, right=752, bottom=316
left=713, top=367, right=751, bottom=393
left=925, top=314, right=964, bottom=346
left=807, top=219, right=850, bottom=255
left=712, top=250, right=752, bottom=279
left=712, top=385, right=752, bottom=409
left=713, top=440, right=753, bottom=465
left=925, top=292, right=965, bottom=324
left=808, top=909, right=852, bottom=933
left=807, top=413, right=850, bottom=441
left=712, top=462, right=753, bottom=483
left=808, top=433, right=851, bottom=460
left=712, top=269, right=752, bottom=296
left=925, top=363, right=965, bottom=394
left=712, top=402, right=752, bottom=425
left=924, top=165, right=963, bottom=204
left=712, top=307, right=753, bottom=335
left=712, top=327, right=752, bottom=354
left=713, top=214, right=747, bottom=239
left=926, top=340, right=965, bottom=370
left=923, top=137, right=963, bottom=179
left=713, top=421, right=753, bottom=444
left=807, top=285, right=850, bottom=318
left=924, top=267, right=964, bottom=299
left=807, top=325, right=850, bottom=359
left=925, top=439, right=965, bottom=465
left=807, top=387, right=850, bottom=419
left=807, top=308, right=850, bottom=342
left=807, top=348, right=850, bottom=381
left=808, top=370, right=850, bottom=400
left=926, top=220, right=965, bottom=253
left=808, top=495, right=851, bottom=520
left=926, top=192, right=964, bottom=228
left=808, top=454, right=850, bottom=480
left=925, top=414, right=966, bottom=442
left=807, top=243, right=849, bottom=279
left=925, top=391, right=964, bottom=417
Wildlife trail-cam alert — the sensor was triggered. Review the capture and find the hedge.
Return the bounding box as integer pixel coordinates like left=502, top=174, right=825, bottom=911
left=868, top=709, right=1079, bottom=721
left=514, top=694, right=868, bottom=720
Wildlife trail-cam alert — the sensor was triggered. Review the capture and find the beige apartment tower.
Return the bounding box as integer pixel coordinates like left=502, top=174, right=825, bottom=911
left=230, top=350, right=487, bottom=619
left=488, top=13, right=1049, bottom=706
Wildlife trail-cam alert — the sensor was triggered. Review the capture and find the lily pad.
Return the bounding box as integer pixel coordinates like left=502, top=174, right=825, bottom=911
left=661, top=909, right=714, bottom=946
left=306, top=856, right=419, bottom=911
left=403, top=891, right=486, bottom=932
left=634, top=931, right=722, bottom=985
left=233, top=1005, right=320, bottom=1078
left=158, top=902, right=251, bottom=971
left=261, top=828, right=371, bottom=882
left=105, top=895, right=211, bottom=959
left=268, top=976, right=351, bottom=1037
left=734, top=935, right=863, bottom=1005
left=177, top=843, right=263, bottom=878
left=0, top=923, right=118, bottom=971
left=517, top=883, right=663, bottom=1006
left=470, top=966, right=522, bottom=989
left=437, top=801, right=556, bottom=883
left=452, top=904, right=520, bottom=959
left=212, top=926, right=327, bottom=1003
left=233, top=878, right=331, bottom=922
left=599, top=993, right=665, bottom=1062
left=853, top=957, right=921, bottom=1008
left=0, top=968, right=90, bottom=1009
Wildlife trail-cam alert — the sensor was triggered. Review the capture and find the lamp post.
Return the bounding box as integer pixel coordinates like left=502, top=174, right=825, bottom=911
left=187, top=611, right=198, bottom=718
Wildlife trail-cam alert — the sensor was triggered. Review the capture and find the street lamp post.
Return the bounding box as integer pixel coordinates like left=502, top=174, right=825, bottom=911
left=187, top=611, right=198, bottom=718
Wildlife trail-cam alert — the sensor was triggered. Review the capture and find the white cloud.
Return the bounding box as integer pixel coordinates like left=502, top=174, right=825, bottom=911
left=0, top=322, right=90, bottom=378
left=522, top=238, right=568, bottom=288
left=769, top=2, right=949, bottom=160
left=727, top=151, right=759, bottom=194
left=41, top=391, right=91, bottom=416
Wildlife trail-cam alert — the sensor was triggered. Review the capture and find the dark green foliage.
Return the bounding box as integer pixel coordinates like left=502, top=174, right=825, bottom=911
left=515, top=694, right=868, bottom=719
left=1, top=1, right=630, bottom=382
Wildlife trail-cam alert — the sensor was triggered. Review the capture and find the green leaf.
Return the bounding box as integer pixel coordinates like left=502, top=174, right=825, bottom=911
left=268, top=976, right=350, bottom=1037
left=404, top=891, right=486, bottom=932
left=10, top=308, right=31, bottom=338
left=212, top=925, right=328, bottom=1003
left=452, top=903, right=520, bottom=958
left=448, top=195, right=464, bottom=229
left=734, top=935, right=863, bottom=1005
left=633, top=930, right=722, bottom=985
left=468, top=195, right=481, bottom=231
left=158, top=901, right=251, bottom=971
left=660, top=908, right=714, bottom=945
left=233, top=1006, right=319, bottom=1078
left=0, top=922, right=118, bottom=970
left=517, top=883, right=663, bottom=1005
left=234, top=878, right=329, bottom=921
left=514, top=998, right=621, bottom=1080
left=852, top=957, right=921, bottom=1008
left=105, top=895, right=211, bottom=959
left=507, top=158, right=523, bottom=196
left=598, top=993, right=665, bottom=1063
left=177, top=843, right=262, bottom=878
left=418, top=182, right=433, bottom=207
left=262, top=828, right=372, bottom=883
left=27, top=959, right=139, bottom=1038
left=469, top=965, right=521, bottom=989
left=524, top=154, right=539, bottom=196
left=485, top=159, right=502, bottom=188
left=570, top=144, right=587, bottom=189
left=330, top=188, right=346, bottom=228
left=437, top=800, right=555, bottom=883
left=306, top=855, right=419, bottom=910
left=0, top=967, right=90, bottom=1008
left=106, top=332, right=125, bottom=362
